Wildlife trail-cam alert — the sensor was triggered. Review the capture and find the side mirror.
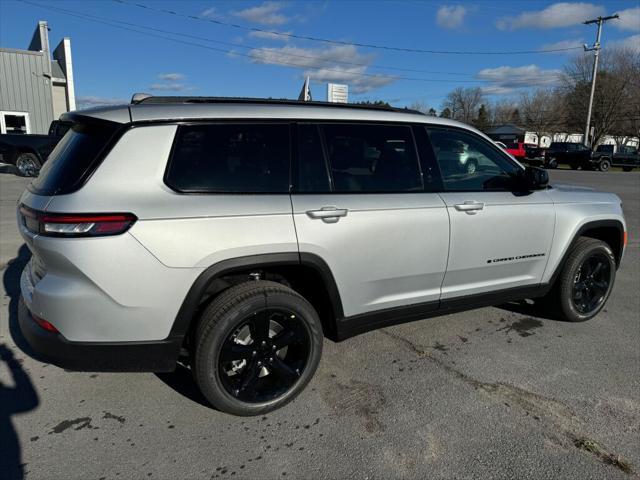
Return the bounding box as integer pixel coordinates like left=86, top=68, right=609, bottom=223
left=523, top=166, right=548, bottom=190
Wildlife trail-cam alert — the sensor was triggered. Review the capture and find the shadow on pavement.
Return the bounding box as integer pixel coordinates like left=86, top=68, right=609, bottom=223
left=497, top=298, right=564, bottom=321
left=155, top=363, right=211, bottom=408
left=2, top=245, right=36, bottom=357
left=0, top=164, right=20, bottom=176
left=0, top=343, right=39, bottom=480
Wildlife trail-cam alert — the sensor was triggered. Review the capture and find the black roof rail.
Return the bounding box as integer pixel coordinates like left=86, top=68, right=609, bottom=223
left=129, top=94, right=424, bottom=114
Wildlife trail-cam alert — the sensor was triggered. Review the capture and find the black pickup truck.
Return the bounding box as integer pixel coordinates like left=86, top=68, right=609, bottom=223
left=592, top=144, right=640, bottom=172
left=544, top=142, right=593, bottom=170
left=0, top=120, right=70, bottom=176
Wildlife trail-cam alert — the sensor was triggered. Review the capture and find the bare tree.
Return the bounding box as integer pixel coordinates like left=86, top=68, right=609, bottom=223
left=561, top=46, right=640, bottom=147
left=441, top=87, right=484, bottom=124
left=518, top=89, right=562, bottom=146
left=490, top=98, right=519, bottom=126
left=408, top=101, right=434, bottom=115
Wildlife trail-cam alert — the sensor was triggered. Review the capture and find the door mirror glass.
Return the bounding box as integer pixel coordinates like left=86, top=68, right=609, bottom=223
left=523, top=166, right=548, bottom=190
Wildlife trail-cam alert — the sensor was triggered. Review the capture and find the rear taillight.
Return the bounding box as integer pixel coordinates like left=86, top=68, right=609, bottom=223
left=19, top=205, right=136, bottom=237
left=32, top=314, right=60, bottom=333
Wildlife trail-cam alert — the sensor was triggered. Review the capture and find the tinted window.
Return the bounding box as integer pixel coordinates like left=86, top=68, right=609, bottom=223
left=30, top=120, right=120, bottom=196
left=166, top=124, right=290, bottom=193
left=427, top=128, right=521, bottom=191
left=296, top=124, right=331, bottom=192
left=321, top=124, right=422, bottom=193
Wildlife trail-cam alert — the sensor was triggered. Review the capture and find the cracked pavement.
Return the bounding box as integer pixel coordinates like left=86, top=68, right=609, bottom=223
left=1, top=169, right=639, bottom=479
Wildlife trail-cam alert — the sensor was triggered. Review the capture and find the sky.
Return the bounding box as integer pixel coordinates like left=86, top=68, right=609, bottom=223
left=0, top=0, right=638, bottom=110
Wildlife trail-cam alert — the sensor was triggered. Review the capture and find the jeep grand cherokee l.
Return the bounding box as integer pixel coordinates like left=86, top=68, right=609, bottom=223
left=17, top=96, right=627, bottom=415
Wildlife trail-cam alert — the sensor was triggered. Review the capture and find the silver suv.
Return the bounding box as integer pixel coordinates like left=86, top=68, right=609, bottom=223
left=17, top=96, right=627, bottom=415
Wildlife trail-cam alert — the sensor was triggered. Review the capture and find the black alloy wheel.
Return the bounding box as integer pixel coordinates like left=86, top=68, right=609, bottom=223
left=218, top=308, right=311, bottom=403
left=552, top=237, right=616, bottom=322
left=194, top=280, right=323, bottom=415
left=572, top=253, right=612, bottom=315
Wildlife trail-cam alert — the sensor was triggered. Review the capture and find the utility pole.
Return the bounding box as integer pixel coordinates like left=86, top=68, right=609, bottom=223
left=582, top=14, right=619, bottom=147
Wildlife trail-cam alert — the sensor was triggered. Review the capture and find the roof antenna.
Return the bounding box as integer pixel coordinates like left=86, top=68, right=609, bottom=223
left=131, top=93, right=153, bottom=105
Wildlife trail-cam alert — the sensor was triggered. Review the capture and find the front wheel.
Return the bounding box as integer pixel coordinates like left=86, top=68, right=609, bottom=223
left=194, top=280, right=323, bottom=415
left=598, top=158, right=611, bottom=172
left=546, top=158, right=558, bottom=169
left=15, top=152, right=41, bottom=177
left=551, top=237, right=616, bottom=322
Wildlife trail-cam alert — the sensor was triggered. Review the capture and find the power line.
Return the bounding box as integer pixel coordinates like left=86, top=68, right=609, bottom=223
left=22, top=0, right=578, bottom=89
left=112, top=0, right=584, bottom=56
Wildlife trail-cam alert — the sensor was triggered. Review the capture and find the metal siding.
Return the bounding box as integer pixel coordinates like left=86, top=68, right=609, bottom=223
left=0, top=50, right=54, bottom=133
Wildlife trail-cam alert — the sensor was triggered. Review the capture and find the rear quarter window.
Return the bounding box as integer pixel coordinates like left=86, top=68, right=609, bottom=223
left=165, top=123, right=290, bottom=193
left=29, top=120, right=121, bottom=196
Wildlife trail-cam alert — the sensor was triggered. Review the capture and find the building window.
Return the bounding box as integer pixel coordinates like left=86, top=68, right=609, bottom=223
left=0, top=112, right=31, bottom=134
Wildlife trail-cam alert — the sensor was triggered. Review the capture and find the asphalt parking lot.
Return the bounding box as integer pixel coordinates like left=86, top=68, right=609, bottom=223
left=1, top=168, right=638, bottom=480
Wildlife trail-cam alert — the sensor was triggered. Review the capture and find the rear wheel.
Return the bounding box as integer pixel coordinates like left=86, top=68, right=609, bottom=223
left=550, top=237, right=616, bottom=322
left=15, top=152, right=41, bottom=177
left=569, top=163, right=579, bottom=170
left=546, top=158, right=558, bottom=169
left=598, top=158, right=611, bottom=172
left=622, top=166, right=633, bottom=172
left=194, top=280, right=323, bottom=415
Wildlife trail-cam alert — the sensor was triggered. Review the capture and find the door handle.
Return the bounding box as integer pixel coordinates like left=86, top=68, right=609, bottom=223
left=306, top=206, right=348, bottom=223
left=454, top=201, right=485, bottom=215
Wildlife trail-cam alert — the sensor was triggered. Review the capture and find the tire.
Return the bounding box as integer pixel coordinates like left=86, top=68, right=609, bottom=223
left=546, top=158, right=558, bottom=169
left=622, top=167, right=633, bottom=172
left=569, top=163, right=579, bottom=170
left=15, top=152, right=41, bottom=177
left=194, top=280, right=323, bottom=416
left=598, top=158, right=611, bottom=172
left=551, top=237, right=616, bottom=322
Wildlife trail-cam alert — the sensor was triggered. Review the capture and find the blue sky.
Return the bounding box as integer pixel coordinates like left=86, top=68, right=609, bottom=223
left=1, top=0, right=638, bottom=110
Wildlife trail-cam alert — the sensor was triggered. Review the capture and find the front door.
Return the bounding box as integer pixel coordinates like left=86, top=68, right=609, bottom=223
left=425, top=126, right=555, bottom=299
left=291, top=122, right=450, bottom=318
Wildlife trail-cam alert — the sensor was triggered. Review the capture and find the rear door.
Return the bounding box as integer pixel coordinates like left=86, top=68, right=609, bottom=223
left=424, top=126, right=555, bottom=299
left=291, top=122, right=449, bottom=318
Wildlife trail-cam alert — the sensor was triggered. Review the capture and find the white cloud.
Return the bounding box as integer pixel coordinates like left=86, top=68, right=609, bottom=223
left=437, top=5, right=467, bottom=29
left=232, top=2, right=289, bottom=26
left=609, top=34, right=640, bottom=53
left=613, top=7, right=640, bottom=32
left=540, top=38, right=584, bottom=53
left=158, top=73, right=185, bottom=82
left=496, top=2, right=605, bottom=30
left=248, top=45, right=395, bottom=93
left=199, top=7, right=219, bottom=19
left=76, top=96, right=127, bottom=109
left=248, top=30, right=292, bottom=41
left=477, top=65, right=562, bottom=95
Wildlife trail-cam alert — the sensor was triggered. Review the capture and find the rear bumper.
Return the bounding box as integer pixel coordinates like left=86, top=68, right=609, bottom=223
left=18, top=297, right=181, bottom=372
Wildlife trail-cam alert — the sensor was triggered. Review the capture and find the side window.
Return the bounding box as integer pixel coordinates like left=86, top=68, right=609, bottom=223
left=296, top=124, right=331, bottom=192
left=321, top=123, right=423, bottom=193
left=426, top=128, right=521, bottom=192
left=166, top=123, right=290, bottom=193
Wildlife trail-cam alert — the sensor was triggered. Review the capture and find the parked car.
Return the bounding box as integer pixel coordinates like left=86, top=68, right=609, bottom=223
left=592, top=145, right=639, bottom=172
left=17, top=96, right=627, bottom=415
left=545, top=142, right=594, bottom=170
left=524, top=144, right=546, bottom=163
left=0, top=120, right=70, bottom=176
left=505, top=141, right=526, bottom=159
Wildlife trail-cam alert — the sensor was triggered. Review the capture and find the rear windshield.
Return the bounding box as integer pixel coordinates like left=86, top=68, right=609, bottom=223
left=30, top=120, right=120, bottom=196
